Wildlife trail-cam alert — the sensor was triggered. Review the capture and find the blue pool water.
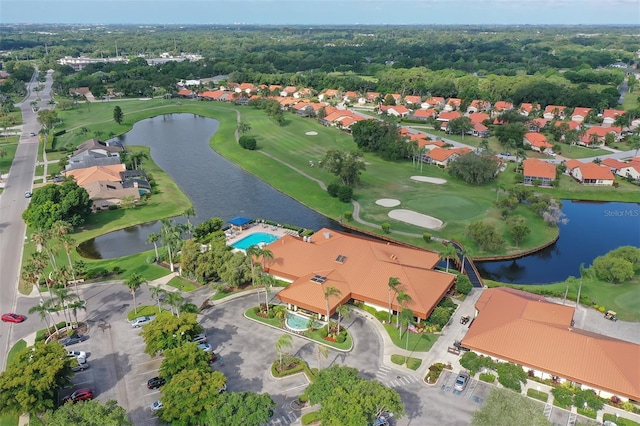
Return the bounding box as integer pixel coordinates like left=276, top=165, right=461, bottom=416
left=231, top=232, right=280, bottom=250
left=286, top=312, right=324, bottom=331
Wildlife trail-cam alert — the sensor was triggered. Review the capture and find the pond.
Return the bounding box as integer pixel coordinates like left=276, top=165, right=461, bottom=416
left=77, top=113, right=337, bottom=259
left=476, top=200, right=640, bottom=284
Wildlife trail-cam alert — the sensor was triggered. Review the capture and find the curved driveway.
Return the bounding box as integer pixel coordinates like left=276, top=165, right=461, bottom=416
left=0, top=70, right=54, bottom=369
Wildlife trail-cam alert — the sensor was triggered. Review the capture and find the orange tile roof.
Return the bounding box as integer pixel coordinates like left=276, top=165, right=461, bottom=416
left=413, top=109, right=437, bottom=119
left=572, top=107, right=592, bottom=118
left=468, top=112, right=489, bottom=124
left=427, top=147, right=461, bottom=162
left=177, top=89, right=193, bottom=96
left=586, top=126, right=621, bottom=138
left=576, top=162, right=616, bottom=181
left=554, top=121, right=580, bottom=130
left=344, top=91, right=359, bottom=99
left=366, top=92, right=380, bottom=100
left=493, top=101, right=513, bottom=111
left=523, top=158, right=556, bottom=180
left=563, top=159, right=583, bottom=171
left=380, top=105, right=411, bottom=115
left=65, top=164, right=125, bottom=186
left=446, top=98, right=462, bottom=107
left=463, top=288, right=640, bottom=401
left=602, top=109, right=625, bottom=120
left=324, top=89, right=340, bottom=97
left=529, top=118, right=548, bottom=129
left=424, top=96, right=444, bottom=105
left=271, top=228, right=454, bottom=319
left=420, top=139, right=446, bottom=148
left=404, top=95, right=422, bottom=104
left=524, top=132, right=552, bottom=148
left=544, top=105, right=566, bottom=113
left=437, top=111, right=461, bottom=121
left=601, top=158, right=627, bottom=170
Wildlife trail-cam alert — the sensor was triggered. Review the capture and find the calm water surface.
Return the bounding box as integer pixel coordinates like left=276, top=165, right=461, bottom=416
left=78, top=114, right=336, bottom=259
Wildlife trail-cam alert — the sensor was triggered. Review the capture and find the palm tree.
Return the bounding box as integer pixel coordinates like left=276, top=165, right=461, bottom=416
left=246, top=245, right=262, bottom=302
left=400, top=308, right=414, bottom=351
left=438, top=243, right=458, bottom=273
left=31, top=229, right=58, bottom=272
left=165, top=291, right=184, bottom=317
left=60, top=235, right=80, bottom=299
left=336, top=304, right=350, bottom=334
left=67, top=298, right=86, bottom=328
left=127, top=150, right=148, bottom=170
left=52, top=286, right=73, bottom=327
left=458, top=247, right=468, bottom=273
left=395, top=290, right=412, bottom=331
left=627, top=134, right=640, bottom=157
left=387, top=277, right=401, bottom=323
left=315, top=343, right=329, bottom=370
left=183, top=206, right=196, bottom=228
left=260, top=274, right=277, bottom=315
left=275, top=334, right=293, bottom=368
left=322, top=285, right=342, bottom=325
left=148, top=285, right=166, bottom=313
left=29, top=301, right=52, bottom=332
left=146, top=232, right=161, bottom=262
left=576, top=263, right=586, bottom=309
left=125, top=273, right=146, bottom=315
left=160, top=219, right=182, bottom=272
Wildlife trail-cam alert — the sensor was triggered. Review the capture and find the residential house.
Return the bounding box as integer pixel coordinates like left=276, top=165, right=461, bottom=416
left=318, top=89, right=340, bottom=101
left=320, top=110, right=366, bottom=130
left=280, top=86, right=298, bottom=97
left=543, top=105, right=566, bottom=120
left=421, top=97, right=445, bottom=110
left=492, top=101, right=513, bottom=114
left=443, top=98, right=462, bottom=111
left=343, top=91, right=359, bottom=103
left=571, top=162, right=615, bottom=186
left=522, top=158, right=556, bottom=186
left=68, top=87, right=91, bottom=98
left=411, top=109, right=438, bottom=121
left=120, top=169, right=151, bottom=194
left=523, top=132, right=553, bottom=153
left=83, top=181, right=141, bottom=210
left=176, top=89, right=196, bottom=98
left=527, top=118, right=548, bottom=133
left=424, top=147, right=472, bottom=167
left=554, top=121, right=580, bottom=132
left=467, top=100, right=490, bottom=114
left=74, top=138, right=123, bottom=157
left=403, top=95, right=422, bottom=106
left=294, top=88, right=313, bottom=99
left=602, top=109, right=625, bottom=127
left=468, top=113, right=490, bottom=137
left=235, top=83, right=256, bottom=94
left=65, top=150, right=122, bottom=172
left=292, top=102, right=325, bottom=117
left=579, top=126, right=621, bottom=147
left=199, top=90, right=227, bottom=100
left=436, top=111, right=462, bottom=124
left=379, top=105, right=411, bottom=118
left=462, top=288, right=640, bottom=403
left=618, top=162, right=640, bottom=183
left=601, top=158, right=627, bottom=173
left=563, top=159, right=583, bottom=175
left=519, top=103, right=540, bottom=117
left=571, top=107, right=592, bottom=123
left=366, top=92, right=381, bottom=103
left=270, top=228, right=456, bottom=321
left=65, top=164, right=126, bottom=186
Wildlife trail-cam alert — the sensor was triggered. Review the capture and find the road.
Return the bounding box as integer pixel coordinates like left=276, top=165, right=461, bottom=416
left=0, top=70, right=54, bottom=370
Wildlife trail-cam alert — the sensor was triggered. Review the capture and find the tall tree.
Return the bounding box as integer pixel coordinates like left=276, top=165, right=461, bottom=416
left=149, top=285, right=166, bottom=313
left=205, top=391, right=275, bottom=426
left=113, top=105, right=124, bottom=124
left=395, top=290, right=412, bottom=331
left=321, top=150, right=366, bottom=187
left=124, top=273, right=146, bottom=315
left=146, top=232, right=161, bottom=262
left=472, top=388, right=550, bottom=426
left=336, top=304, right=350, bottom=334
left=438, top=243, right=458, bottom=273
left=387, top=277, right=400, bottom=323
left=275, top=334, right=293, bottom=368
left=323, top=285, right=342, bottom=324
left=59, top=234, right=80, bottom=299
left=142, top=312, right=203, bottom=356
left=165, top=291, right=184, bottom=317
left=42, top=399, right=133, bottom=426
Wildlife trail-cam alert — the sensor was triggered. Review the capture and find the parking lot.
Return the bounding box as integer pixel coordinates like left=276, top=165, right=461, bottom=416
left=438, top=370, right=492, bottom=405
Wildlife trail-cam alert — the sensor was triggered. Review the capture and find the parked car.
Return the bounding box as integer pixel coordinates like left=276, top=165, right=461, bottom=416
left=218, top=383, right=227, bottom=394
left=197, top=343, right=213, bottom=353
left=150, top=400, right=163, bottom=412
left=24, top=191, right=32, bottom=198
left=29, top=132, right=36, bottom=137
left=454, top=372, right=470, bottom=392
left=1, top=313, right=26, bottom=323
left=59, top=334, right=86, bottom=346
left=67, top=350, right=87, bottom=364
left=191, top=333, right=207, bottom=343
left=131, top=316, right=155, bottom=328
left=147, top=377, right=166, bottom=390
left=63, top=388, right=94, bottom=403
left=71, top=360, right=89, bottom=372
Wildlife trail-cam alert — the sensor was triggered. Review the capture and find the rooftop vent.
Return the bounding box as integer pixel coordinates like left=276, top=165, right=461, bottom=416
left=310, top=275, right=327, bottom=284
left=335, top=255, right=347, bottom=264
left=323, top=232, right=331, bottom=239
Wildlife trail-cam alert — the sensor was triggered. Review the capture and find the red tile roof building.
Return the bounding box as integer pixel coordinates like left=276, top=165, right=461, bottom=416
left=270, top=228, right=456, bottom=320
left=522, top=158, right=556, bottom=186
left=462, top=288, right=640, bottom=402
left=523, top=132, right=553, bottom=152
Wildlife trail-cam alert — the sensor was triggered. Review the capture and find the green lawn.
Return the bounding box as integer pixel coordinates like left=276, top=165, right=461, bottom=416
left=384, top=324, right=438, bottom=352
left=557, top=145, right=611, bottom=159
left=621, top=90, right=640, bottom=111
left=0, top=142, right=19, bottom=178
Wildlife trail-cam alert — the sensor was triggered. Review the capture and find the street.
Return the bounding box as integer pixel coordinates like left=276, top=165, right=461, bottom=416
left=0, top=70, right=54, bottom=370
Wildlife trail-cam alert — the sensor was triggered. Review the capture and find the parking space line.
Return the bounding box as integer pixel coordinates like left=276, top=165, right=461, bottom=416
left=144, top=390, right=161, bottom=397
left=72, top=379, right=93, bottom=386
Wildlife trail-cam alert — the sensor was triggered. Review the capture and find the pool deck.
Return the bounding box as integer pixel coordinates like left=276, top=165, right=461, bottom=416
left=225, top=222, right=299, bottom=250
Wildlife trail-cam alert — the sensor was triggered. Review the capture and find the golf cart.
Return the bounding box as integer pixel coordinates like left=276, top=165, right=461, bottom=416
left=604, top=310, right=617, bottom=322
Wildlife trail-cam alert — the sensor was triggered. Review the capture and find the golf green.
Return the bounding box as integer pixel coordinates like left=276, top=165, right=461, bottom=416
left=404, top=194, right=485, bottom=221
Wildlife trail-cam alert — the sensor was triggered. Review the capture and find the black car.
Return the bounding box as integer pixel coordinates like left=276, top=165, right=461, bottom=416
left=147, top=377, right=166, bottom=390
left=59, top=334, right=86, bottom=346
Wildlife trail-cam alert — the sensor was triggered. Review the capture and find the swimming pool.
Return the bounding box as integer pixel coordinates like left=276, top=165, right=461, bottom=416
left=231, top=232, right=280, bottom=250
left=286, top=312, right=324, bottom=332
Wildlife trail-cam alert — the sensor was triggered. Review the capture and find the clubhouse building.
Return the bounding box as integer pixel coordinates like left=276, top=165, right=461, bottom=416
left=264, top=228, right=456, bottom=321
left=462, top=288, right=640, bottom=402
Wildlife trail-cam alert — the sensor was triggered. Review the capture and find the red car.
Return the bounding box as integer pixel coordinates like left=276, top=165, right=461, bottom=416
left=63, top=388, right=93, bottom=403
left=1, top=313, right=26, bottom=323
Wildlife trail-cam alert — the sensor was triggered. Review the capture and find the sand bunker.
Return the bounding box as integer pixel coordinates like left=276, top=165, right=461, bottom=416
left=388, top=209, right=444, bottom=230
left=305, top=131, right=318, bottom=136
left=375, top=198, right=401, bottom=207
left=410, top=176, right=447, bottom=184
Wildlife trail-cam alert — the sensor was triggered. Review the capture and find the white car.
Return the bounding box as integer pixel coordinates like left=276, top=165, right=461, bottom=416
left=67, top=350, right=87, bottom=364
left=197, top=343, right=213, bottom=353
left=150, top=400, right=163, bottom=412
left=131, top=315, right=155, bottom=328
left=192, top=333, right=207, bottom=344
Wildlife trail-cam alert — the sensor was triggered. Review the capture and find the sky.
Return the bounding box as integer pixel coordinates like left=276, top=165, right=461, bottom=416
left=1, top=0, right=639, bottom=26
